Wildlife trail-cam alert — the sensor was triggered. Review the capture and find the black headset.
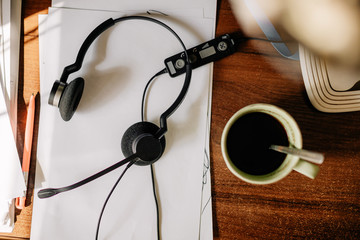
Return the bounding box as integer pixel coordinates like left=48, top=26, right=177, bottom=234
left=37, top=16, right=194, bottom=240
left=47, top=15, right=191, bottom=167
left=38, top=16, right=192, bottom=200
left=39, top=17, right=192, bottom=239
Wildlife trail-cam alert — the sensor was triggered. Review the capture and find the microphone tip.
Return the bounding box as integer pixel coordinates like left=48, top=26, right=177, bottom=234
left=38, top=188, right=59, bottom=199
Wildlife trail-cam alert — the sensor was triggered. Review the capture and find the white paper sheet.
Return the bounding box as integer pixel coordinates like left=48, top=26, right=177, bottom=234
left=0, top=0, right=26, bottom=233
left=32, top=8, right=214, bottom=239
left=0, top=81, right=26, bottom=232
left=0, top=0, right=21, bottom=133
left=52, top=0, right=217, bottom=19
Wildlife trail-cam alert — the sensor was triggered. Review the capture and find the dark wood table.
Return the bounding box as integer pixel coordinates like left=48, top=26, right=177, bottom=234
left=1, top=0, right=359, bottom=239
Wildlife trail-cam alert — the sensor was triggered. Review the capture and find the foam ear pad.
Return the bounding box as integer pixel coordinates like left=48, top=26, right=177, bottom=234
left=121, top=122, right=166, bottom=166
left=58, top=77, right=85, bottom=121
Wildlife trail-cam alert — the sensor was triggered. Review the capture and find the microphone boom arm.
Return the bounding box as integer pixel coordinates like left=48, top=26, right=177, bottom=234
left=38, top=154, right=137, bottom=199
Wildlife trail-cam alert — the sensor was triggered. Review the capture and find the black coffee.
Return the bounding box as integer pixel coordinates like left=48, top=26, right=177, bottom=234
left=226, top=112, right=289, bottom=175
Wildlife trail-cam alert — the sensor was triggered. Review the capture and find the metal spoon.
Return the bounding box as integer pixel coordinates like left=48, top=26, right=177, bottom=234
left=269, top=145, right=324, bottom=165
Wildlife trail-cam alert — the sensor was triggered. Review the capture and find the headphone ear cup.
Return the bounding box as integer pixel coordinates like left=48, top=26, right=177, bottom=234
left=121, top=122, right=166, bottom=166
left=58, top=77, right=85, bottom=121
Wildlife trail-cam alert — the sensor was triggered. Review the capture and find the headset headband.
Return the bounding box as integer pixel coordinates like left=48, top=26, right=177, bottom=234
left=54, top=16, right=192, bottom=138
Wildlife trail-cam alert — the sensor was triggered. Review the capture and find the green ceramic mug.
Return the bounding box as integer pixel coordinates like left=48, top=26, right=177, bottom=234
left=221, top=103, right=319, bottom=184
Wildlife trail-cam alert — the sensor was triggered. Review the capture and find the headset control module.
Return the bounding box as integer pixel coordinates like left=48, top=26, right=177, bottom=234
left=164, top=34, right=236, bottom=77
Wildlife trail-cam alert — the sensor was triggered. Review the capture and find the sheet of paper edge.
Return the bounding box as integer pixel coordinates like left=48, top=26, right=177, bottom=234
left=0, top=0, right=21, bottom=133
left=51, top=0, right=217, bottom=19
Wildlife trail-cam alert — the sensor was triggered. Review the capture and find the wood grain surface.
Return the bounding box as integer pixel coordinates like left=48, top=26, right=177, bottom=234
left=211, top=1, right=360, bottom=239
left=1, top=0, right=359, bottom=239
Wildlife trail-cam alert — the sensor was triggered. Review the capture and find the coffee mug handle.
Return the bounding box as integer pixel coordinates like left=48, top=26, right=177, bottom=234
left=293, top=159, right=320, bottom=179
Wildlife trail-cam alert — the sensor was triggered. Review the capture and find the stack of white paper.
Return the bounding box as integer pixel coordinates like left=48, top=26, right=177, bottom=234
left=32, top=1, right=216, bottom=239
left=0, top=0, right=26, bottom=233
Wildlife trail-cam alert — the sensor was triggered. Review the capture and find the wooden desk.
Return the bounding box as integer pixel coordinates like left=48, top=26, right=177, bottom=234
left=1, top=0, right=359, bottom=239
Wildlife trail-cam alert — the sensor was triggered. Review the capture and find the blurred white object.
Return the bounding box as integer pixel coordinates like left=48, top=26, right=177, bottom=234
left=0, top=200, right=14, bottom=232
left=300, top=45, right=360, bottom=112
left=230, top=0, right=360, bottom=112
left=230, top=0, right=360, bottom=67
